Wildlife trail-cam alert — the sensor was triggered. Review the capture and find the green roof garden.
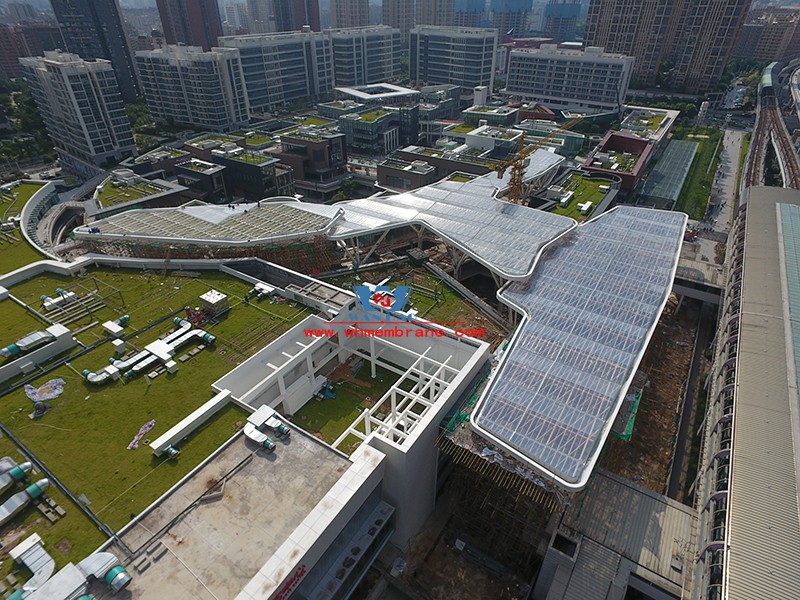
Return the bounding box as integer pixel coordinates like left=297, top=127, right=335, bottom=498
left=357, top=109, right=392, bottom=122
left=134, top=147, right=189, bottom=163
left=179, top=160, right=219, bottom=173
left=232, top=132, right=274, bottom=146
left=446, top=123, right=476, bottom=135
left=3, top=266, right=312, bottom=540
left=299, top=115, right=334, bottom=127
left=96, top=180, right=168, bottom=208
left=225, top=150, right=274, bottom=165
left=592, top=150, right=639, bottom=173
left=549, top=173, right=614, bottom=221
left=187, top=133, right=242, bottom=147
left=467, top=105, right=512, bottom=113
left=0, top=181, right=46, bottom=274
left=447, top=173, right=476, bottom=183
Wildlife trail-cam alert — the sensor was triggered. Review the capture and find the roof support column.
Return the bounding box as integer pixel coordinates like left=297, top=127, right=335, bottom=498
left=360, top=229, right=390, bottom=266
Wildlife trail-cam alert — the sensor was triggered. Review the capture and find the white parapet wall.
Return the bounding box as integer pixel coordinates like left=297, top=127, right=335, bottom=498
left=151, top=389, right=232, bottom=456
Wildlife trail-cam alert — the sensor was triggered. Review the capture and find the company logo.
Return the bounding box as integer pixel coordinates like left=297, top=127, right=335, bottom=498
left=353, top=285, right=411, bottom=321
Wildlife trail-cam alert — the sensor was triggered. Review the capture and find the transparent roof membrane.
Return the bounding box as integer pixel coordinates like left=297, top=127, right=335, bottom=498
left=473, top=207, right=687, bottom=488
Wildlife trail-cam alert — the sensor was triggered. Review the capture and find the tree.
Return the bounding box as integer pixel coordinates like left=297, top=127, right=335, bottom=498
left=332, top=178, right=358, bottom=202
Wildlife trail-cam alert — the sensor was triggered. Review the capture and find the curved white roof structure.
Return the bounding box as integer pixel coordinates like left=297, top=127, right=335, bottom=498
left=74, top=150, right=570, bottom=280
left=471, top=207, right=687, bottom=490
left=72, top=157, right=688, bottom=492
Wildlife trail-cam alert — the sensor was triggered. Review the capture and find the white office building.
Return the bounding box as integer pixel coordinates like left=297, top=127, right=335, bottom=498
left=136, top=45, right=249, bottom=133
left=410, top=26, right=497, bottom=91
left=19, top=51, right=136, bottom=177
left=219, top=30, right=333, bottom=112
left=327, top=26, right=402, bottom=87
left=504, top=44, right=635, bottom=114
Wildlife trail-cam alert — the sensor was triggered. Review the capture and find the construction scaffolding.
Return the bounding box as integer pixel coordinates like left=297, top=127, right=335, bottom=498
left=80, top=235, right=343, bottom=274
left=445, top=458, right=561, bottom=580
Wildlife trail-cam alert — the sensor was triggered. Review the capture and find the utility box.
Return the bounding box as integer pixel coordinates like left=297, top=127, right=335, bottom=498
left=112, top=339, right=126, bottom=355
left=200, top=289, right=229, bottom=316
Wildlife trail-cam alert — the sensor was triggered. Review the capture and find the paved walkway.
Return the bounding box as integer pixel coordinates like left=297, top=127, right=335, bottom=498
left=695, top=129, right=744, bottom=261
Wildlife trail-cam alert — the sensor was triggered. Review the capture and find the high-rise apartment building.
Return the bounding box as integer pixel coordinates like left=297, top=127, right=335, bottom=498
left=504, top=44, right=634, bottom=113
left=586, top=0, right=749, bottom=93
left=410, top=26, right=497, bottom=91
left=331, top=0, right=369, bottom=28
left=0, top=22, right=64, bottom=79
left=219, top=31, right=332, bottom=111
left=491, top=0, right=533, bottom=39
left=543, top=0, right=580, bottom=42
left=416, top=0, right=455, bottom=27
left=277, top=0, right=321, bottom=31
left=49, top=0, right=140, bottom=101
left=136, top=45, right=249, bottom=132
left=328, top=26, right=401, bottom=86
left=454, top=0, right=486, bottom=28
left=734, top=7, right=800, bottom=63
left=5, top=2, right=37, bottom=23
left=222, top=2, right=249, bottom=31
left=156, top=0, right=223, bottom=51
left=19, top=51, right=136, bottom=175
left=383, top=0, right=415, bottom=44
left=244, top=0, right=320, bottom=33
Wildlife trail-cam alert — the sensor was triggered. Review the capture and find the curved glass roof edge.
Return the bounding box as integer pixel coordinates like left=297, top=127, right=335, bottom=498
left=470, top=206, right=687, bottom=491
left=327, top=214, right=578, bottom=280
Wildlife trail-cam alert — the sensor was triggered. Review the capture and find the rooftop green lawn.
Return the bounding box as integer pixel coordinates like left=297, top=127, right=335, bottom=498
left=228, top=151, right=273, bottom=165
left=2, top=269, right=312, bottom=530
left=0, top=437, right=106, bottom=579
left=136, top=148, right=188, bottom=163
left=468, top=106, right=505, bottom=113
left=96, top=182, right=165, bottom=207
left=549, top=173, right=612, bottom=221
left=447, top=123, right=476, bottom=135
left=9, top=268, right=307, bottom=347
left=180, top=161, right=216, bottom=173
left=596, top=151, right=638, bottom=173
left=0, top=297, right=50, bottom=348
left=644, top=114, right=665, bottom=131
left=325, top=269, right=486, bottom=332
left=357, top=109, right=391, bottom=122
left=0, top=182, right=47, bottom=275
left=300, top=116, right=333, bottom=127
left=0, top=235, right=45, bottom=277
left=1, top=182, right=46, bottom=220
left=448, top=173, right=475, bottom=183
left=290, top=365, right=398, bottom=446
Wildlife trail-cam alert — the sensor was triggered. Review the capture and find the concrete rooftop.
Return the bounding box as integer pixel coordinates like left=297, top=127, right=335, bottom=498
left=91, top=430, right=349, bottom=600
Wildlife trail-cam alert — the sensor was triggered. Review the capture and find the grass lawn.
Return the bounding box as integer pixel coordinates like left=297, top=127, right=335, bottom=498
left=674, top=126, right=723, bottom=219
left=290, top=365, right=397, bottom=447
left=230, top=151, right=271, bottom=165
left=447, top=123, right=476, bottom=135
left=96, top=182, right=163, bottom=208
left=326, top=269, right=482, bottom=329
left=1, top=267, right=311, bottom=530
left=0, top=182, right=47, bottom=275
left=549, top=173, right=611, bottom=221
left=0, top=298, right=50, bottom=348
left=448, top=173, right=476, bottom=183
left=357, top=109, right=391, bottom=123
left=0, top=437, right=106, bottom=579
left=300, top=116, right=333, bottom=127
